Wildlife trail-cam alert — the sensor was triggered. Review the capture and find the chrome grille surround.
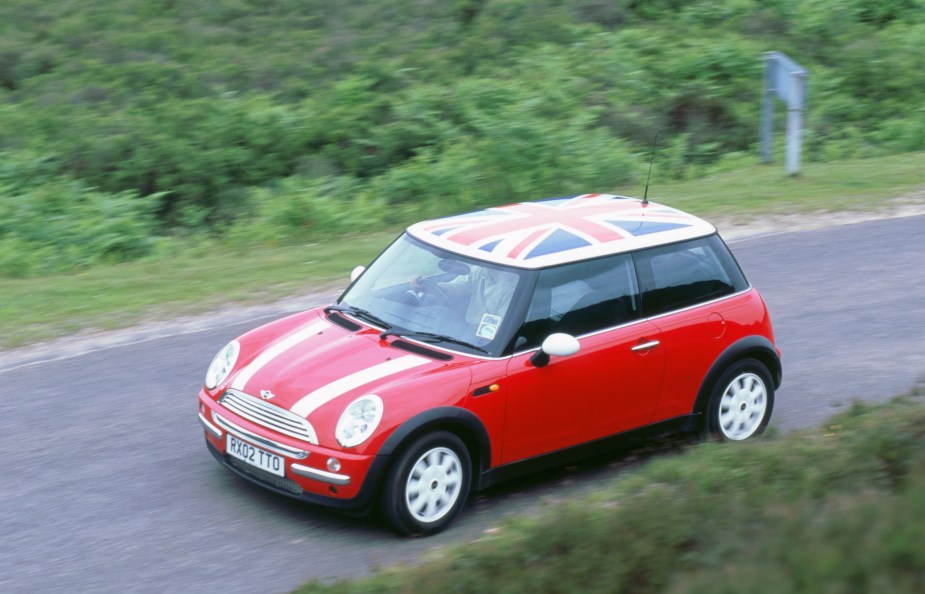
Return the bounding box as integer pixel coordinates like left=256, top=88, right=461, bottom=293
left=212, top=413, right=309, bottom=459
left=219, top=389, right=319, bottom=445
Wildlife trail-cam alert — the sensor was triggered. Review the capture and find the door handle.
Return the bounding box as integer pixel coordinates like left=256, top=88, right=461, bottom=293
left=631, top=339, right=660, bottom=352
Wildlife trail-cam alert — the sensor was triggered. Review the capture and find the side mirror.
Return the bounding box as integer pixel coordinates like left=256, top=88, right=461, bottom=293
left=529, top=333, right=580, bottom=368
left=350, top=265, right=366, bottom=282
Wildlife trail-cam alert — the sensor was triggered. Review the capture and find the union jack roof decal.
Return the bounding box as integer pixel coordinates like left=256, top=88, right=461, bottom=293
left=407, top=194, right=716, bottom=268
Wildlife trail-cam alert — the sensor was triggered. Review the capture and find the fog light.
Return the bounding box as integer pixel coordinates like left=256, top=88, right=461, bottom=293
left=327, top=457, right=341, bottom=472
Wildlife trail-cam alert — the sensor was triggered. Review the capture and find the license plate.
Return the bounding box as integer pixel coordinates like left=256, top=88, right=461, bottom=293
left=226, top=434, right=285, bottom=477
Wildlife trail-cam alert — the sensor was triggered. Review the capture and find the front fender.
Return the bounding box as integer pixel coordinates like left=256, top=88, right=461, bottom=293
left=377, top=406, right=492, bottom=482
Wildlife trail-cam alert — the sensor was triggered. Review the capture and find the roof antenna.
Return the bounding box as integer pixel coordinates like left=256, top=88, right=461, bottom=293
left=642, top=133, right=658, bottom=207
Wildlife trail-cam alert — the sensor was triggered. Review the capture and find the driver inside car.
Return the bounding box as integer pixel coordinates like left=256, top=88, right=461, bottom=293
left=411, top=265, right=519, bottom=340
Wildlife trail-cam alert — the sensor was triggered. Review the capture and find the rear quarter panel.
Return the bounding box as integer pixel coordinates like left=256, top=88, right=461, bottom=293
left=648, top=289, right=775, bottom=421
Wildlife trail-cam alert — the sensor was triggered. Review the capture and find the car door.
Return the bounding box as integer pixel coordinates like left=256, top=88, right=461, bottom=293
left=499, top=254, right=666, bottom=465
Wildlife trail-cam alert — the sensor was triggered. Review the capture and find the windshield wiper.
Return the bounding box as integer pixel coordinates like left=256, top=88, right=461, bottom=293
left=324, top=304, right=392, bottom=331
left=380, top=329, right=489, bottom=355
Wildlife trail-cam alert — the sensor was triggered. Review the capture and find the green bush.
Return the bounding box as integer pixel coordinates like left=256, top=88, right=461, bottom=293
left=2, top=0, right=925, bottom=277
left=0, top=153, right=159, bottom=276
left=226, top=175, right=378, bottom=245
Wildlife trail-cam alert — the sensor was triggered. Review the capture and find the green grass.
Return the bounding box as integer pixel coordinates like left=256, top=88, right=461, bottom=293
left=295, top=391, right=925, bottom=594
left=1, top=152, right=923, bottom=350
left=0, top=231, right=395, bottom=349
left=632, top=151, right=925, bottom=218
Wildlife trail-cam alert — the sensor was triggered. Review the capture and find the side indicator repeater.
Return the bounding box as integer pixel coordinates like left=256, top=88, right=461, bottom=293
left=473, top=384, right=500, bottom=397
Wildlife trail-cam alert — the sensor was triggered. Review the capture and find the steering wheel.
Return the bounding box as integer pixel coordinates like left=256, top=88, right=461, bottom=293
left=404, top=278, right=448, bottom=306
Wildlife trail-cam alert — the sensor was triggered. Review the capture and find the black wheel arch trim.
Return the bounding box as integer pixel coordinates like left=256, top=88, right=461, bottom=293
left=693, top=335, right=782, bottom=415
left=377, top=406, right=492, bottom=480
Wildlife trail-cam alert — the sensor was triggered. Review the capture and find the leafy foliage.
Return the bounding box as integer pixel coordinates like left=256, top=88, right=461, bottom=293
left=0, top=152, right=158, bottom=276
left=1, top=0, right=924, bottom=276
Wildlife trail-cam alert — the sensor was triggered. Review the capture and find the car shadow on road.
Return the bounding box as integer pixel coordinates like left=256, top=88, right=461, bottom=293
left=209, top=431, right=700, bottom=542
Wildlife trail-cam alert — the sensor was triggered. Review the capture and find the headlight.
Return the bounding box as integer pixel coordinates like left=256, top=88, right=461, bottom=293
left=204, top=340, right=240, bottom=390
left=335, top=395, right=384, bottom=448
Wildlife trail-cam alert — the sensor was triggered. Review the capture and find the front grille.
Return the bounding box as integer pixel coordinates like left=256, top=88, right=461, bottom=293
left=219, top=389, right=318, bottom=444
left=227, top=457, right=303, bottom=495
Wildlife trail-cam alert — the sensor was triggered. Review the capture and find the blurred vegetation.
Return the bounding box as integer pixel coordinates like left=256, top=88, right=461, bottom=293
left=0, top=152, right=925, bottom=354
left=297, top=390, right=925, bottom=593
left=1, top=0, right=924, bottom=277
left=2, top=152, right=922, bottom=349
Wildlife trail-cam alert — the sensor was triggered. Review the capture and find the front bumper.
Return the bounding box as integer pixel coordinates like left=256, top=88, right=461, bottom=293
left=204, top=440, right=386, bottom=513
left=199, top=392, right=388, bottom=512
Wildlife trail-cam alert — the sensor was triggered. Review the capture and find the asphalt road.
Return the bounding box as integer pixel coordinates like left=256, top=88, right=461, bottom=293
left=2, top=215, right=923, bottom=594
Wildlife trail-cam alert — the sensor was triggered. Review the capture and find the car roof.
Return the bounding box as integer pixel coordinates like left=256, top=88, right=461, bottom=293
left=406, top=193, right=717, bottom=269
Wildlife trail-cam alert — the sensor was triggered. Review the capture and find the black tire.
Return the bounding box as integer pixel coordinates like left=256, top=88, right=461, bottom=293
left=381, top=431, right=472, bottom=536
left=704, top=358, right=774, bottom=441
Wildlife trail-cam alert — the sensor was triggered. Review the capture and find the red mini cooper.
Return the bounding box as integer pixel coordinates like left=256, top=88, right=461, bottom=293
left=198, top=194, right=780, bottom=535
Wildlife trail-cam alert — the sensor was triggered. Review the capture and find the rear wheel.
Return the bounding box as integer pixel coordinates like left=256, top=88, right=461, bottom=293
left=705, top=359, right=774, bottom=441
left=381, top=431, right=471, bottom=536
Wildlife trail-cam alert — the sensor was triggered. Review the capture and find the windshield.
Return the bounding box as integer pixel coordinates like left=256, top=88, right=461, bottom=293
left=338, top=234, right=527, bottom=355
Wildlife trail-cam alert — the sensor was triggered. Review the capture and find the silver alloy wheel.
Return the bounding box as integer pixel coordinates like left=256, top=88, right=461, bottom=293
left=404, top=446, right=463, bottom=523
left=718, top=372, right=768, bottom=440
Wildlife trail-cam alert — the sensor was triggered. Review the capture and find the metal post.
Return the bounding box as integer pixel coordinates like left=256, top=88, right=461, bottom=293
left=761, top=52, right=807, bottom=175
left=785, top=71, right=806, bottom=176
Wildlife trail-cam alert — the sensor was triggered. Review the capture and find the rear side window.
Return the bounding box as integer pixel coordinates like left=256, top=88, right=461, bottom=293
left=634, top=235, right=748, bottom=316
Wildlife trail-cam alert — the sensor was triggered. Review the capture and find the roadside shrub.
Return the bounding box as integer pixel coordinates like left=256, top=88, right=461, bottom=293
left=224, top=175, right=380, bottom=246
left=3, top=0, right=925, bottom=274
left=0, top=167, right=159, bottom=276
left=296, top=393, right=925, bottom=594
left=874, top=117, right=925, bottom=153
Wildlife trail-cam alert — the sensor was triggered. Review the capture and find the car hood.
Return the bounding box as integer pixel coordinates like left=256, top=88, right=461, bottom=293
left=225, top=311, right=467, bottom=420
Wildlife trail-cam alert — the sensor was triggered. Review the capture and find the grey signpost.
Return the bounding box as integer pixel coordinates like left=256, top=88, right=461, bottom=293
left=761, top=51, right=807, bottom=176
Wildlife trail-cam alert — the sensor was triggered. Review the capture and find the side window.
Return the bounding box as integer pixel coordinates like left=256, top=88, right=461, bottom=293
left=635, top=235, right=748, bottom=316
left=514, top=254, right=640, bottom=350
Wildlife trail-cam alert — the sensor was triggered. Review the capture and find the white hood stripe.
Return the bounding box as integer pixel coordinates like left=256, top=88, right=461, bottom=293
left=290, top=355, right=429, bottom=418
left=230, top=319, right=330, bottom=392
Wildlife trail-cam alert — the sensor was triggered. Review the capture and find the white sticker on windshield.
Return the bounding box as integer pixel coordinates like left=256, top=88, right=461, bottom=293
left=476, top=314, right=502, bottom=340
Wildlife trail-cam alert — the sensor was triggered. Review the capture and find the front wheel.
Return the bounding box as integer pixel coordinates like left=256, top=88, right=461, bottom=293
left=381, top=431, right=472, bottom=536
left=705, top=359, right=774, bottom=441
